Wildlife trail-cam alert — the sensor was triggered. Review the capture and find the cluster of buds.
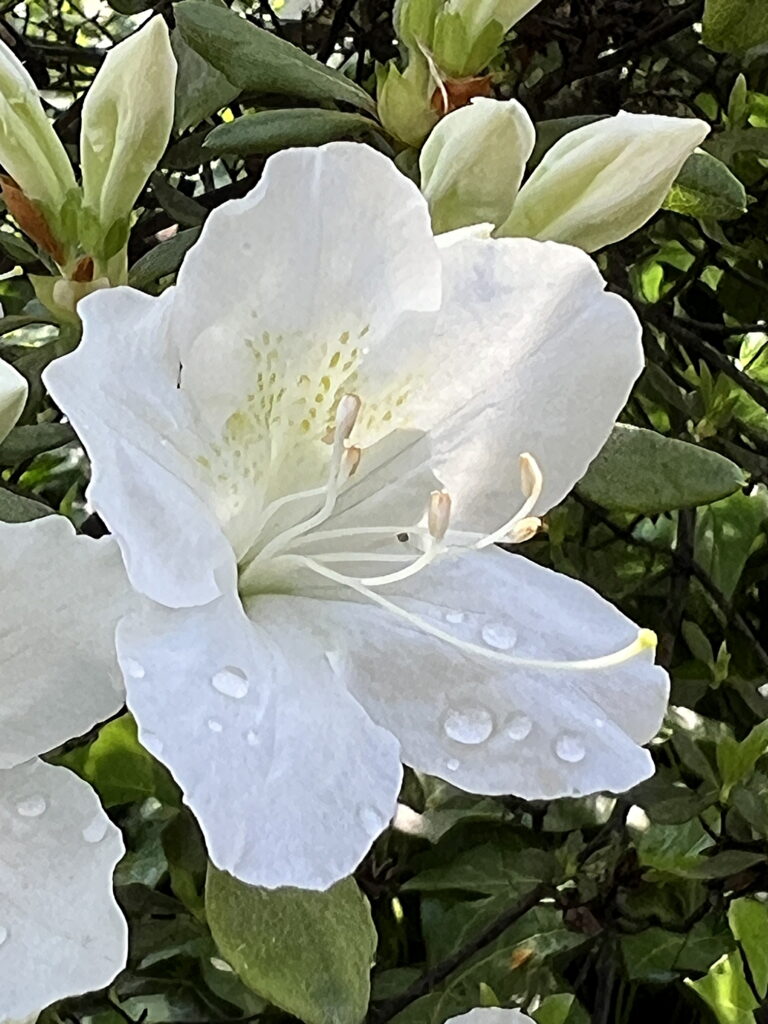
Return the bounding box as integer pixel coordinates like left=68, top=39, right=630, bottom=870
left=378, top=0, right=541, bottom=147
left=419, top=98, right=710, bottom=251
left=0, top=18, right=176, bottom=318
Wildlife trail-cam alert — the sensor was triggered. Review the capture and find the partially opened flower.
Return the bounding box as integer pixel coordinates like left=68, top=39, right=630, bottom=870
left=0, top=516, right=131, bottom=1019
left=46, top=142, right=669, bottom=890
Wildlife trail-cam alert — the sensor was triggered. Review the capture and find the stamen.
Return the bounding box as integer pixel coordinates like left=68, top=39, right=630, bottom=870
left=476, top=453, right=544, bottom=550
left=335, top=394, right=362, bottom=442
left=279, top=552, right=658, bottom=672
left=507, top=516, right=541, bottom=544
left=428, top=491, right=451, bottom=542
left=342, top=445, right=362, bottom=479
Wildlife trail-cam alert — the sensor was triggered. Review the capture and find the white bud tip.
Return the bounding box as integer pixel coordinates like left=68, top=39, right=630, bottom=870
left=428, top=490, right=452, bottom=541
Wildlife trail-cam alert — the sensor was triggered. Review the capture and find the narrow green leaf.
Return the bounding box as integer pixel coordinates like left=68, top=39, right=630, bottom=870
left=129, top=228, right=201, bottom=291
left=204, top=109, right=382, bottom=156
left=206, top=869, right=376, bottom=1024
left=578, top=425, right=745, bottom=513
left=171, top=23, right=240, bottom=133
left=695, top=487, right=768, bottom=600
left=717, top=720, right=768, bottom=798
left=174, top=1, right=376, bottom=113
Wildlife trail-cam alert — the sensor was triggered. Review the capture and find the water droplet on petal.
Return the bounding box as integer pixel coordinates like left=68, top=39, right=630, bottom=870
left=481, top=621, right=518, bottom=650
left=211, top=666, right=249, bottom=699
left=594, top=716, right=606, bottom=729
left=446, top=757, right=460, bottom=772
left=123, top=658, right=145, bottom=679
left=554, top=731, right=586, bottom=763
left=445, top=611, right=465, bottom=624
left=246, top=729, right=259, bottom=746
left=357, top=804, right=384, bottom=834
left=16, top=795, right=46, bottom=818
left=505, top=712, right=532, bottom=741
left=82, top=816, right=108, bottom=844
left=0, top=925, right=8, bottom=946
left=442, top=706, right=494, bottom=745
left=207, top=718, right=223, bottom=733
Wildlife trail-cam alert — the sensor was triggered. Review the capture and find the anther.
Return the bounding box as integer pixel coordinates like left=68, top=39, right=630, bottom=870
left=341, top=445, right=362, bottom=480
left=428, top=490, right=452, bottom=542
left=507, top=516, right=541, bottom=543
left=519, top=452, right=543, bottom=500
left=335, top=394, right=362, bottom=442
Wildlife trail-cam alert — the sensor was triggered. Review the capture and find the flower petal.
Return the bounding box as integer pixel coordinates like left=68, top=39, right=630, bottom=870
left=261, top=547, right=668, bottom=800
left=357, top=235, right=643, bottom=532
left=117, top=593, right=402, bottom=889
left=448, top=1011, right=534, bottom=1024
left=44, top=287, right=236, bottom=608
left=0, top=516, right=134, bottom=768
left=46, top=143, right=442, bottom=606
left=0, top=759, right=126, bottom=1020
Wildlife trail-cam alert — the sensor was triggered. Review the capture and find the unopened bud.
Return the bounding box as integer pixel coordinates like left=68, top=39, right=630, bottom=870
left=498, top=112, right=709, bottom=252
left=420, top=97, right=535, bottom=233
left=81, top=18, right=177, bottom=260
left=428, top=490, right=452, bottom=541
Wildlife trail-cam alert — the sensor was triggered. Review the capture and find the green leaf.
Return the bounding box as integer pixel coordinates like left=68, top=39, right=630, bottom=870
left=206, top=869, right=376, bottom=1024
left=0, top=487, right=52, bottom=522
left=129, top=228, right=201, bottom=291
left=686, top=951, right=759, bottom=1023
left=0, top=422, right=75, bottom=466
left=69, top=715, right=178, bottom=808
left=402, top=839, right=555, bottom=897
left=174, top=1, right=376, bottom=113
left=694, top=486, right=768, bottom=600
left=621, top=920, right=730, bottom=981
left=533, top=994, right=589, bottom=1024
left=578, top=425, right=745, bottom=513
left=204, top=109, right=382, bottom=157
left=729, top=897, right=768, bottom=998
left=664, top=152, right=747, bottom=221
left=703, top=0, right=768, bottom=55
left=718, top=720, right=768, bottom=799
left=171, top=23, right=240, bottom=133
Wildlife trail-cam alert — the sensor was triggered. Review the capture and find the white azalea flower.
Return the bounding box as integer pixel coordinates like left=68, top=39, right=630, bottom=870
left=45, top=142, right=669, bottom=891
left=0, top=516, right=130, bottom=1019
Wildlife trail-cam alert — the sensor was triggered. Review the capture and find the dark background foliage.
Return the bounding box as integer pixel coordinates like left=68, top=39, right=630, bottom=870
left=1, top=1, right=768, bottom=1023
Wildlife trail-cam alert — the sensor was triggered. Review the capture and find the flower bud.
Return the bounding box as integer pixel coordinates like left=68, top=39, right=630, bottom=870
left=420, top=97, right=534, bottom=233
left=0, top=39, right=77, bottom=253
left=377, top=58, right=438, bottom=148
left=398, top=0, right=543, bottom=78
left=0, top=357, right=27, bottom=444
left=80, top=18, right=177, bottom=263
left=498, top=111, right=710, bottom=252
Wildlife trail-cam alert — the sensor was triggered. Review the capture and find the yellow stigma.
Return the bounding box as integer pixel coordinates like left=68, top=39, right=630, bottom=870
left=637, top=628, right=657, bottom=651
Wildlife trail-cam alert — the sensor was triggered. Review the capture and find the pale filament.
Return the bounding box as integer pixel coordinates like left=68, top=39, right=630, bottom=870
left=271, top=551, right=658, bottom=673
left=239, top=399, right=657, bottom=669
